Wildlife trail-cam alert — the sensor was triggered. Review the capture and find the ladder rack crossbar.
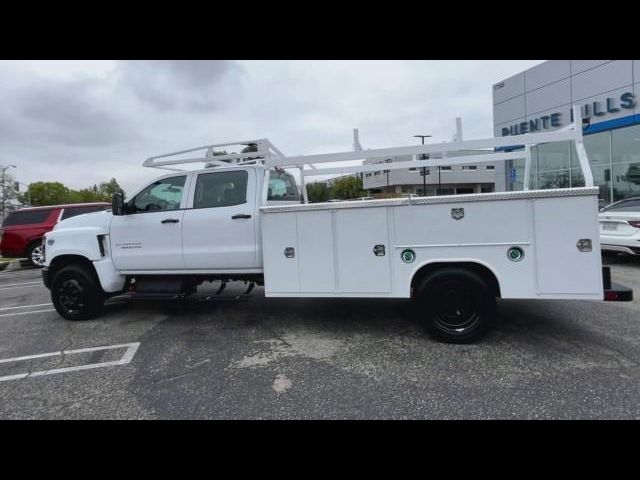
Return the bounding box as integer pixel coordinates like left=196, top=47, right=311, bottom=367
left=140, top=106, right=593, bottom=189
left=301, top=151, right=525, bottom=177
left=268, top=128, right=582, bottom=169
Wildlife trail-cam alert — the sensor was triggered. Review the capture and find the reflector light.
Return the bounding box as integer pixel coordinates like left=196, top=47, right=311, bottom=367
left=605, top=291, right=619, bottom=301
left=507, top=246, right=524, bottom=262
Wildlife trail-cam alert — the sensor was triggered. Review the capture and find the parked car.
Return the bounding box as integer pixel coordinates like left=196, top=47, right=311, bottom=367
left=0, top=203, right=110, bottom=267
left=599, top=196, right=640, bottom=255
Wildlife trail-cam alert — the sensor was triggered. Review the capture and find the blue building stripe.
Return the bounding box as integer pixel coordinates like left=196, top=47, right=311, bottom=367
left=494, top=113, right=640, bottom=152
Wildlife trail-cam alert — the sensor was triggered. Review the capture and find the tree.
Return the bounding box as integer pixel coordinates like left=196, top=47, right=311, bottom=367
left=306, top=182, right=330, bottom=203
left=2, top=172, right=18, bottom=202
left=330, top=176, right=366, bottom=200
left=18, top=178, right=126, bottom=206
left=24, top=182, right=71, bottom=206
left=99, top=178, right=124, bottom=197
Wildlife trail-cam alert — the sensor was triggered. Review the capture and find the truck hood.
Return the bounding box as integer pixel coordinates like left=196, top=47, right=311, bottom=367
left=54, top=210, right=112, bottom=234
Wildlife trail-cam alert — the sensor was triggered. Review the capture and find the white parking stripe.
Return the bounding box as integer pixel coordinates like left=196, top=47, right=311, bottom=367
left=0, top=342, right=141, bottom=382
left=0, top=281, right=42, bottom=287
left=0, top=309, right=55, bottom=318
left=0, top=303, right=52, bottom=311
left=0, top=284, right=42, bottom=291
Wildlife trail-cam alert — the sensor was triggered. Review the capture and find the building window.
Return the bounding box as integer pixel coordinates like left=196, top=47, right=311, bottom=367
left=440, top=166, right=452, bottom=171
left=461, top=165, right=477, bottom=170
left=374, top=171, right=381, bottom=176
left=485, top=165, right=495, bottom=170
left=365, top=172, right=372, bottom=177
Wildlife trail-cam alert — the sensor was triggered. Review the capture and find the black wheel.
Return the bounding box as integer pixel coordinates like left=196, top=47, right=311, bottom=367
left=414, top=268, right=496, bottom=344
left=51, top=264, right=105, bottom=320
left=26, top=241, right=45, bottom=268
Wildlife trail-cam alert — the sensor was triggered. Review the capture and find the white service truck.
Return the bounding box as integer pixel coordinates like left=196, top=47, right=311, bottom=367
left=41, top=108, right=632, bottom=343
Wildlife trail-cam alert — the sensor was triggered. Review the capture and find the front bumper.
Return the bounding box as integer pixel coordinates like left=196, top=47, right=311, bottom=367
left=41, top=267, right=51, bottom=290
left=602, top=266, right=633, bottom=301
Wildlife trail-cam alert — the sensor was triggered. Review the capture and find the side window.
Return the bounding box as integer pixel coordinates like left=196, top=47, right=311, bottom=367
left=193, top=170, right=248, bottom=209
left=130, top=176, right=186, bottom=213
left=2, top=209, right=51, bottom=226
left=268, top=170, right=300, bottom=201
left=61, top=205, right=108, bottom=221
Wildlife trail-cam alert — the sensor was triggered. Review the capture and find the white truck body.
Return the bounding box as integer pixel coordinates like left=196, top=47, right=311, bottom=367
left=261, top=187, right=602, bottom=300
left=40, top=106, right=631, bottom=342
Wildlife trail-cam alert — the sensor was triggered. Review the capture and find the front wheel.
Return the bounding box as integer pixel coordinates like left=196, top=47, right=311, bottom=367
left=413, top=268, right=497, bottom=344
left=51, top=264, right=105, bottom=320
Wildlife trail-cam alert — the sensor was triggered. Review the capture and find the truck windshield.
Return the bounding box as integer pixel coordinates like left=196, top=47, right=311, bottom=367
left=268, top=170, right=299, bottom=201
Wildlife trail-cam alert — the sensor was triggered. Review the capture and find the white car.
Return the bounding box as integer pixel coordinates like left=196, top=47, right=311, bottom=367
left=599, top=197, right=640, bottom=255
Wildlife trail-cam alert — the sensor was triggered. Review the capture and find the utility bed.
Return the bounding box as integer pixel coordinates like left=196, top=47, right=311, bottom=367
left=261, top=187, right=603, bottom=299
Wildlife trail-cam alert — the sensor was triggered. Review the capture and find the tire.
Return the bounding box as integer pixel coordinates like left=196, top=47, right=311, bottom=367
left=51, top=264, right=105, bottom=321
left=413, top=267, right=496, bottom=344
left=26, top=241, right=45, bottom=268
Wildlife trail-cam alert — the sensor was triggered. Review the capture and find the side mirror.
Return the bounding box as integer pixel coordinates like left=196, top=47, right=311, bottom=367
left=112, top=192, right=125, bottom=216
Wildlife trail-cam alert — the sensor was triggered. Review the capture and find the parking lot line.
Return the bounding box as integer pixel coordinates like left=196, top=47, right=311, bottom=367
left=0, top=342, right=141, bottom=382
left=0, top=309, right=56, bottom=318
left=0, top=281, right=43, bottom=288
left=0, top=303, right=52, bottom=311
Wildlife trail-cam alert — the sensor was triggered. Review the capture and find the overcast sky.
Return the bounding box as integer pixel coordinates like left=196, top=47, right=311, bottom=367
left=0, top=60, right=543, bottom=195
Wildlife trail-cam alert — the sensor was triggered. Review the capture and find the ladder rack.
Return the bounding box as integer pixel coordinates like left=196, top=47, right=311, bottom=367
left=142, top=106, right=593, bottom=203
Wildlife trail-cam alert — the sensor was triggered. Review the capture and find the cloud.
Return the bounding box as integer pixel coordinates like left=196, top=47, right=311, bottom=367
left=117, top=60, right=244, bottom=111
left=0, top=60, right=543, bottom=195
left=13, top=78, right=139, bottom=147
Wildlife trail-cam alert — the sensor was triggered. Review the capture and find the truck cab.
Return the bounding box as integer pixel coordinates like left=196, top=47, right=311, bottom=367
left=42, top=164, right=299, bottom=299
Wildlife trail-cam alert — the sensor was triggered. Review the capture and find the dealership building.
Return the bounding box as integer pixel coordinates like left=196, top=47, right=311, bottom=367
left=362, top=60, right=640, bottom=202
left=363, top=152, right=501, bottom=197
left=493, top=60, right=640, bottom=205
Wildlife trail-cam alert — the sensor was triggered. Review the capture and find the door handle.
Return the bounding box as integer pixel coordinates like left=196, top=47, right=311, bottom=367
left=231, top=214, right=252, bottom=219
left=161, top=218, right=180, bottom=224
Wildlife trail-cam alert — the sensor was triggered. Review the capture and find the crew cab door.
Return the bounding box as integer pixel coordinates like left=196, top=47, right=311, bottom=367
left=181, top=168, right=258, bottom=269
left=110, top=174, right=189, bottom=271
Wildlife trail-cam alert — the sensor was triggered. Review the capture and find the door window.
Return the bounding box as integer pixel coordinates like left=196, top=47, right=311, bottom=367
left=193, top=170, right=248, bottom=209
left=129, top=176, right=186, bottom=213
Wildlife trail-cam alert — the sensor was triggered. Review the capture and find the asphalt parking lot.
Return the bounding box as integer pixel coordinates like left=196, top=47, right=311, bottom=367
left=1, top=256, right=639, bottom=419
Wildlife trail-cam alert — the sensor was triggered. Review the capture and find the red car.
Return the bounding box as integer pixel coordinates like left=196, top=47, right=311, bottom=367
left=0, top=202, right=110, bottom=267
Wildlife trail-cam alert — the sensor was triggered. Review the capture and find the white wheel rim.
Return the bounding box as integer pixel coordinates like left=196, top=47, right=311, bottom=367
left=31, top=246, right=44, bottom=266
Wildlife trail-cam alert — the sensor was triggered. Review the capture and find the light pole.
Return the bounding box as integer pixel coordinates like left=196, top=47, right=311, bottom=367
left=1, top=164, right=16, bottom=220
left=15, top=180, right=31, bottom=206
left=413, top=135, right=431, bottom=196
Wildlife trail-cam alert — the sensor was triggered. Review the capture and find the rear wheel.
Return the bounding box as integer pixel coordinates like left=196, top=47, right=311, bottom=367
left=414, top=267, right=496, bottom=344
left=51, top=264, right=105, bottom=320
left=27, top=241, right=45, bottom=268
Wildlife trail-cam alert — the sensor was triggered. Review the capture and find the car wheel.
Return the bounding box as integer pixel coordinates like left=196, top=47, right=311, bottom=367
left=414, top=267, right=497, bottom=344
left=27, top=241, right=45, bottom=268
left=51, top=264, right=105, bottom=321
